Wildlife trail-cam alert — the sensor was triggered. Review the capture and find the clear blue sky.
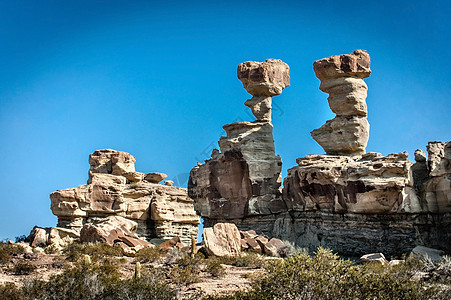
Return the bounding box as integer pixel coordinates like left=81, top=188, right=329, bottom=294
left=0, top=0, right=449, bottom=240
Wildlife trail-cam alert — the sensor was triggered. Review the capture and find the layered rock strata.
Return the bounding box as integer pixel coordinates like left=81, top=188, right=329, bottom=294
left=189, top=59, right=289, bottom=222
left=189, top=51, right=450, bottom=257
left=311, top=50, right=371, bottom=155
left=51, top=149, right=200, bottom=244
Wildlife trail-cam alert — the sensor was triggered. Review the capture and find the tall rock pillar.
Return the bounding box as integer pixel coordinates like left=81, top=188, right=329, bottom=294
left=311, top=50, right=371, bottom=155
left=189, top=59, right=289, bottom=224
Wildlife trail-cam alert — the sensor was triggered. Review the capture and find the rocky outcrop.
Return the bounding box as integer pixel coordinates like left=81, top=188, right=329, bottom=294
left=189, top=51, right=450, bottom=257
left=311, top=50, right=371, bottom=155
left=51, top=149, right=200, bottom=244
left=282, top=152, right=420, bottom=214
left=189, top=59, right=289, bottom=222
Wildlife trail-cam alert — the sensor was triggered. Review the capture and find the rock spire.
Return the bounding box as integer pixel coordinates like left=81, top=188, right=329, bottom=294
left=311, top=49, right=371, bottom=155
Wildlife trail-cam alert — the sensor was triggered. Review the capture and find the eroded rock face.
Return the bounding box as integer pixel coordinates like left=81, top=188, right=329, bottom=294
left=189, top=122, right=285, bottom=220
left=203, top=223, right=241, bottom=257
left=422, top=141, right=451, bottom=213
left=188, top=60, right=288, bottom=223
left=311, top=50, right=371, bottom=155
left=51, top=149, right=199, bottom=244
left=283, top=152, right=419, bottom=214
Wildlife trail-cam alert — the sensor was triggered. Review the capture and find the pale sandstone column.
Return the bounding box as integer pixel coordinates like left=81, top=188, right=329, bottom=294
left=311, top=50, right=371, bottom=155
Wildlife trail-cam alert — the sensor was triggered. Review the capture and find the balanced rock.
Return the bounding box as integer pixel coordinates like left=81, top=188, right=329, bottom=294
left=237, top=59, right=290, bottom=122
left=144, top=172, right=168, bottom=183
left=311, top=50, right=371, bottom=155
left=203, top=223, right=241, bottom=257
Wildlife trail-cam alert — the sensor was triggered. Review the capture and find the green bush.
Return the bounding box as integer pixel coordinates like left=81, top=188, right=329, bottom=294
left=0, top=242, right=25, bottom=264
left=62, top=242, right=122, bottom=262
left=205, top=258, right=226, bottom=277
left=168, top=254, right=203, bottom=284
left=10, top=262, right=36, bottom=275
left=135, top=246, right=163, bottom=263
left=206, top=247, right=435, bottom=300
left=14, top=262, right=176, bottom=300
left=0, top=282, right=26, bottom=300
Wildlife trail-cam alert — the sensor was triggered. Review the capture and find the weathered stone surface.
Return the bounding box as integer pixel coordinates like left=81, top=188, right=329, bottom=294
left=411, top=245, right=444, bottom=262
left=244, top=238, right=262, bottom=254
left=164, top=180, right=174, bottom=186
left=203, top=223, right=241, bottom=257
left=51, top=149, right=199, bottom=245
left=422, top=141, right=451, bottom=213
left=313, top=49, right=371, bottom=80
left=283, top=152, right=416, bottom=214
left=29, top=227, right=49, bottom=248
left=263, top=238, right=285, bottom=257
left=160, top=236, right=182, bottom=250
left=237, top=59, right=290, bottom=97
left=237, top=59, right=289, bottom=122
left=311, top=116, right=369, bottom=155
left=312, top=50, right=371, bottom=155
left=360, top=253, right=388, bottom=265
left=144, top=172, right=167, bottom=183
left=189, top=122, right=285, bottom=220
left=88, top=149, right=136, bottom=183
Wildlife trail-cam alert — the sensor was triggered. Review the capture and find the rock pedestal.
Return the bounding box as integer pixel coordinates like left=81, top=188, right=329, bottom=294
left=311, top=50, right=371, bottom=155
left=189, top=59, right=290, bottom=222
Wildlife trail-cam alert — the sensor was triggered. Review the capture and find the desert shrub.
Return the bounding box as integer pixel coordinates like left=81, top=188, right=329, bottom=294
left=235, top=253, right=264, bottom=268
left=205, top=258, right=226, bottom=277
left=135, top=246, right=163, bottom=263
left=106, top=270, right=176, bottom=300
left=62, top=242, right=122, bottom=262
left=0, top=249, right=10, bottom=264
left=168, top=254, right=203, bottom=284
left=164, top=247, right=186, bottom=264
left=206, top=247, right=434, bottom=300
left=10, top=261, right=36, bottom=275
left=0, top=282, right=26, bottom=300
left=213, top=253, right=264, bottom=269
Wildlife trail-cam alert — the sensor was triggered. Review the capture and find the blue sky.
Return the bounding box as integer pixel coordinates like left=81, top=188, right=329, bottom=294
left=0, top=0, right=449, bottom=240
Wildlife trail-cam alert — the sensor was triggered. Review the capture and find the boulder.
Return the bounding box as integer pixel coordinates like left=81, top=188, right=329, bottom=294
left=159, top=236, right=181, bottom=250
left=237, top=59, right=290, bottom=97
left=411, top=246, right=444, bottom=262
left=203, top=223, right=241, bottom=257
left=29, top=227, right=49, bottom=248
left=144, top=172, right=167, bottom=183
left=88, top=149, right=136, bottom=182
left=263, top=238, right=286, bottom=257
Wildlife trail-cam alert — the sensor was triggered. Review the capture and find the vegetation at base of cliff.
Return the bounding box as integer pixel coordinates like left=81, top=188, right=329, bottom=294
left=62, top=242, right=122, bottom=262
left=0, top=260, right=176, bottom=300
left=0, top=242, right=25, bottom=264
left=205, top=247, right=450, bottom=300
left=1, top=245, right=450, bottom=300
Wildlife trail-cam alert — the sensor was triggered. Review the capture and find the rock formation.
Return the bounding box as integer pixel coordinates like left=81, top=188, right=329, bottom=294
left=237, top=59, right=290, bottom=122
left=189, top=59, right=290, bottom=221
left=189, top=50, right=450, bottom=257
left=311, top=50, right=371, bottom=155
left=51, top=149, right=200, bottom=244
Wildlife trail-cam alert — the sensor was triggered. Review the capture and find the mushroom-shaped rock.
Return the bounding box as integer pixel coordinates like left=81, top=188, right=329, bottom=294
left=237, top=59, right=290, bottom=122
